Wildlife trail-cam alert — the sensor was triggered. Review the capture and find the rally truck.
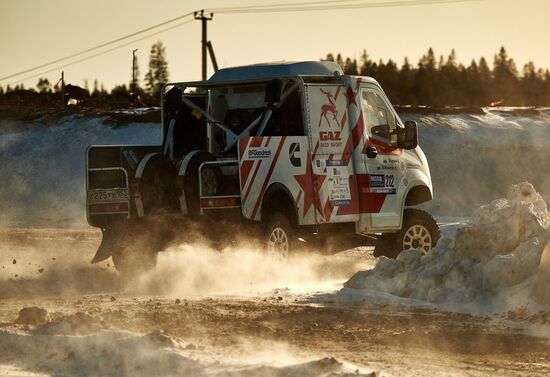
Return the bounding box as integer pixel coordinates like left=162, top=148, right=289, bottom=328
left=86, top=61, right=440, bottom=272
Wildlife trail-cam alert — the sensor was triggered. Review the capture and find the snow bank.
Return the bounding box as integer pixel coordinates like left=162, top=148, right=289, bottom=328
left=0, top=113, right=161, bottom=226
left=341, top=182, right=550, bottom=314
left=0, top=107, right=548, bottom=225
left=401, top=108, right=550, bottom=216
left=0, top=312, right=374, bottom=377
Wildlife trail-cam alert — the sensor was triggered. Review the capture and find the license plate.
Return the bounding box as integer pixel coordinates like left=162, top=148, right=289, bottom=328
left=87, top=188, right=129, bottom=202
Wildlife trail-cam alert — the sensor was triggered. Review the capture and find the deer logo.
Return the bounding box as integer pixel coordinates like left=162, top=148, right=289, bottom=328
left=319, top=88, right=339, bottom=128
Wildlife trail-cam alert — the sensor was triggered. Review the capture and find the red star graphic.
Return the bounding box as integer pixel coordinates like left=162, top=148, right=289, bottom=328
left=313, top=174, right=326, bottom=219
left=293, top=160, right=315, bottom=218
left=346, top=85, right=357, bottom=106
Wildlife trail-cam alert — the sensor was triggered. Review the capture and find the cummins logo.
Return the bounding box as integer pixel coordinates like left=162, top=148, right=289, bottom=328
left=248, top=148, right=272, bottom=159
left=288, top=142, right=301, bottom=167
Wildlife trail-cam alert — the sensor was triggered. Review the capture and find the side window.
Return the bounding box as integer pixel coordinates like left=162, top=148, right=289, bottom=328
left=261, top=89, right=304, bottom=137
left=361, top=89, right=397, bottom=145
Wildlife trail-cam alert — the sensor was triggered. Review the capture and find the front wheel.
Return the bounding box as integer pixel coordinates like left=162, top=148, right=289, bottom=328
left=265, top=212, right=295, bottom=258
left=374, top=209, right=440, bottom=258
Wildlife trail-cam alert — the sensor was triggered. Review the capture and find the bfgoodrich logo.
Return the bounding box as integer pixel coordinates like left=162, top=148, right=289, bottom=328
left=248, top=148, right=272, bottom=159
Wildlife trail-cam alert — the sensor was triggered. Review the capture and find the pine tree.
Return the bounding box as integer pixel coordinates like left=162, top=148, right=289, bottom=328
left=520, top=62, right=545, bottom=106
left=335, top=53, right=344, bottom=69
left=92, top=79, right=99, bottom=95
left=343, top=57, right=358, bottom=75
left=36, top=77, right=51, bottom=93
left=398, top=57, right=415, bottom=105
left=415, top=48, right=437, bottom=105
left=492, top=46, right=519, bottom=104
left=376, top=59, right=399, bottom=103
left=359, top=50, right=377, bottom=77
left=145, top=41, right=169, bottom=100
left=322, top=53, right=335, bottom=62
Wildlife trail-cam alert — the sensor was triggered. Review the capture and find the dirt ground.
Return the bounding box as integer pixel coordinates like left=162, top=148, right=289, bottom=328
left=0, top=228, right=549, bottom=376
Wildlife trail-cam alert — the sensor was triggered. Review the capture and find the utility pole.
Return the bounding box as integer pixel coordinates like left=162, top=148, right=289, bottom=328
left=61, top=70, right=65, bottom=107
left=194, top=10, right=213, bottom=81
left=132, top=48, right=138, bottom=94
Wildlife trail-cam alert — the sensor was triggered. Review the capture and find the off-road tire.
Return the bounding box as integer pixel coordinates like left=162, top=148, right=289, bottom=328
left=265, top=212, right=295, bottom=258
left=373, top=208, right=440, bottom=258
left=179, top=151, right=218, bottom=215
left=112, top=245, right=157, bottom=276
left=110, top=220, right=175, bottom=275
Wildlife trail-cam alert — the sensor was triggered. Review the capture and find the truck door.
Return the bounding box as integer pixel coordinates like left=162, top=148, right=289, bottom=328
left=304, top=84, right=359, bottom=224
left=359, top=85, right=405, bottom=229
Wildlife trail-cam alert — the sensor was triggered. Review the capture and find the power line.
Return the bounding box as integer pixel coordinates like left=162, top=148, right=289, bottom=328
left=6, top=19, right=194, bottom=86
left=1, top=0, right=484, bottom=84
left=209, top=0, right=482, bottom=13
left=0, top=12, right=194, bottom=82
left=209, top=0, right=370, bottom=12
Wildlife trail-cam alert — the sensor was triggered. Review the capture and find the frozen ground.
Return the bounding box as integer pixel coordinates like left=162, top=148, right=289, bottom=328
left=0, top=224, right=549, bottom=376
left=0, top=186, right=549, bottom=376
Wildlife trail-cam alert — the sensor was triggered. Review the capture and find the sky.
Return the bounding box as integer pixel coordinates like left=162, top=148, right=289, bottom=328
left=1, top=0, right=549, bottom=90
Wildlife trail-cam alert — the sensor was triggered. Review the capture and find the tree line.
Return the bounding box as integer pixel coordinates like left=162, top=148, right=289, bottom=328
left=0, top=41, right=170, bottom=106
left=1, top=44, right=549, bottom=107
left=323, top=47, right=550, bottom=106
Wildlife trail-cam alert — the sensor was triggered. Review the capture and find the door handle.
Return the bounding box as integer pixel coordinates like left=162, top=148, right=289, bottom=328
left=366, top=146, right=378, bottom=159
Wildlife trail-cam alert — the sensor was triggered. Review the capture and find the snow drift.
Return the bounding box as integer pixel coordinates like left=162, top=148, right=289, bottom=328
left=341, top=182, right=550, bottom=313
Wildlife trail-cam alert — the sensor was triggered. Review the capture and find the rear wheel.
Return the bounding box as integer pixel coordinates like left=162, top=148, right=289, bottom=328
left=109, top=220, right=175, bottom=275
left=265, top=212, right=295, bottom=258
left=374, top=208, right=440, bottom=258
left=112, top=243, right=157, bottom=275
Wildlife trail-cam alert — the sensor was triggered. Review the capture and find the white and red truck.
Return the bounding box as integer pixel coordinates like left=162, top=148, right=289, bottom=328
left=86, top=61, right=439, bottom=272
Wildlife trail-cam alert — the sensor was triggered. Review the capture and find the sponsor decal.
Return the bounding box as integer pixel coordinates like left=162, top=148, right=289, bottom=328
left=406, top=162, right=421, bottom=169
left=319, top=131, right=343, bottom=148
left=328, top=176, right=352, bottom=206
left=248, top=148, right=271, bottom=159
left=289, top=142, right=301, bottom=167
left=330, top=199, right=352, bottom=206
left=369, top=174, right=397, bottom=195
left=319, top=131, right=341, bottom=141
left=376, top=165, right=397, bottom=171
left=326, top=160, right=346, bottom=167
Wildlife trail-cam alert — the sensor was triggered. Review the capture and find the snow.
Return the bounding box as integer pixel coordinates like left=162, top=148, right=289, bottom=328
left=0, top=114, right=161, bottom=227
left=340, top=182, right=550, bottom=316
left=0, top=312, right=374, bottom=377
left=0, top=107, right=548, bottom=225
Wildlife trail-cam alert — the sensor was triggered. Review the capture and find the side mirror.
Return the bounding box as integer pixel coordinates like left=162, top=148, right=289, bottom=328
left=265, top=79, right=282, bottom=106
left=398, top=120, right=418, bottom=149
left=371, top=124, right=391, bottom=141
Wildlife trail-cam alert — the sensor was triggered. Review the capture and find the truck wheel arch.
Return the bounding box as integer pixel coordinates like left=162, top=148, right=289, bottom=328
left=404, top=184, right=433, bottom=206
left=261, top=183, right=297, bottom=225
left=134, top=153, right=177, bottom=216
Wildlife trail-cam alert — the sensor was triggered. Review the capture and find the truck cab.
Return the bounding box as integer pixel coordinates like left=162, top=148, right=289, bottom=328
left=86, top=61, right=439, bottom=271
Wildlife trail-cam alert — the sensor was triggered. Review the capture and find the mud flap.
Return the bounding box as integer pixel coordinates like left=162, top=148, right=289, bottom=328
left=91, top=228, right=124, bottom=264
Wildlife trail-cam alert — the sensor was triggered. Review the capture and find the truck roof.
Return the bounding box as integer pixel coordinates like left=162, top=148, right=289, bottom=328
left=209, top=61, right=344, bottom=81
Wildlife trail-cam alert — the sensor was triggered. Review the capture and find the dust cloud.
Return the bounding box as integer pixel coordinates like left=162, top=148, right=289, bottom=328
left=132, top=242, right=374, bottom=297
left=0, top=228, right=121, bottom=299
left=0, top=226, right=374, bottom=299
